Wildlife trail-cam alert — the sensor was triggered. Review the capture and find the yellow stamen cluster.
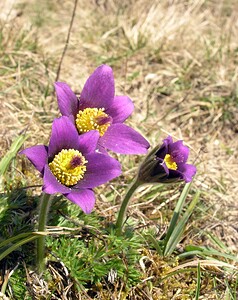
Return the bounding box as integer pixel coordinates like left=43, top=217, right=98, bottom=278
left=164, top=154, right=177, bottom=170
left=49, top=149, right=87, bottom=186
left=76, top=107, right=111, bottom=136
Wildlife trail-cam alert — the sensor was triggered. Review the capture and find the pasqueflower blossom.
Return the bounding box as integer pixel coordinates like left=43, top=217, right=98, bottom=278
left=54, top=65, right=150, bottom=154
left=20, top=116, right=121, bottom=213
left=138, top=136, right=196, bottom=183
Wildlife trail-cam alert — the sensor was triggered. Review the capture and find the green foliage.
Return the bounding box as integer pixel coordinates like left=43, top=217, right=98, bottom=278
left=0, top=234, right=39, bottom=264
left=1, top=188, right=237, bottom=299
left=224, top=274, right=238, bottom=300
left=195, top=263, right=201, bottom=300
left=142, top=183, right=201, bottom=257
left=46, top=227, right=142, bottom=290
left=180, top=244, right=238, bottom=263
left=163, top=189, right=200, bottom=256
left=7, top=268, right=31, bottom=300
left=0, top=135, right=28, bottom=189
left=0, top=189, right=37, bottom=240
left=200, top=94, right=238, bottom=122
left=0, top=189, right=38, bottom=271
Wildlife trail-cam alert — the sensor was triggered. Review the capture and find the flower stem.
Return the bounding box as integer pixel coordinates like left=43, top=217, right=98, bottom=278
left=37, top=193, right=52, bottom=274
left=115, top=177, right=142, bottom=235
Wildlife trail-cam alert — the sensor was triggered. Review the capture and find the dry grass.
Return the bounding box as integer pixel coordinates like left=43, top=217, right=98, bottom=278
left=0, top=0, right=238, bottom=298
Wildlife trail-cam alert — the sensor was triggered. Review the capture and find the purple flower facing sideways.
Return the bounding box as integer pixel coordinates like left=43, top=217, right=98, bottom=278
left=138, top=136, right=196, bottom=183
left=20, top=116, right=121, bottom=213
left=54, top=65, right=150, bottom=154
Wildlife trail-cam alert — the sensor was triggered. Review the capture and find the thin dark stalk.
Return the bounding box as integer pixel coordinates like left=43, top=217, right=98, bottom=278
left=55, top=0, right=78, bottom=82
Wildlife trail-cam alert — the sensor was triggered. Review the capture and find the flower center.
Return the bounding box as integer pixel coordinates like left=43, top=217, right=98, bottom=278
left=76, top=107, right=112, bottom=136
left=49, top=149, right=88, bottom=186
left=164, top=154, right=177, bottom=170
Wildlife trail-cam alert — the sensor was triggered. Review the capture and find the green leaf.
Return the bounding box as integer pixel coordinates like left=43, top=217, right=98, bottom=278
left=163, top=190, right=200, bottom=256
left=0, top=134, right=28, bottom=187
left=145, top=233, right=163, bottom=255
left=0, top=234, right=41, bottom=261
left=195, top=262, right=201, bottom=300
left=0, top=232, right=38, bottom=249
left=205, top=231, right=231, bottom=252
left=180, top=245, right=238, bottom=262
left=163, top=182, right=192, bottom=248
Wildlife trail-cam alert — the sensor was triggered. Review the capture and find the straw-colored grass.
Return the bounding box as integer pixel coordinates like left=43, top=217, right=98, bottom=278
left=0, top=0, right=237, bottom=298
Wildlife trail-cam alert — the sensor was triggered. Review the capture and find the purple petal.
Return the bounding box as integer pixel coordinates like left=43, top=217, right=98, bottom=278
left=100, top=123, right=150, bottom=154
left=159, top=161, right=169, bottom=176
left=177, top=163, right=197, bottom=182
left=79, top=65, right=115, bottom=110
left=147, top=159, right=170, bottom=181
left=48, top=116, right=80, bottom=159
left=42, top=165, right=71, bottom=194
left=65, top=189, right=95, bottom=214
left=166, top=169, right=184, bottom=181
left=54, top=82, right=79, bottom=117
left=20, top=145, right=48, bottom=174
left=75, top=153, right=121, bottom=189
left=163, top=136, right=173, bottom=145
left=96, top=144, right=109, bottom=155
left=106, top=96, right=134, bottom=123
left=155, top=136, right=173, bottom=159
left=77, top=130, right=100, bottom=155
left=169, top=140, right=189, bottom=163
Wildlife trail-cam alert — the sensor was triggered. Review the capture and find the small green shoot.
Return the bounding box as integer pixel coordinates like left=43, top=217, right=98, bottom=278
left=163, top=182, right=192, bottom=248
left=163, top=186, right=200, bottom=256
left=179, top=245, right=238, bottom=262
left=0, top=134, right=28, bottom=188
left=195, top=262, right=201, bottom=300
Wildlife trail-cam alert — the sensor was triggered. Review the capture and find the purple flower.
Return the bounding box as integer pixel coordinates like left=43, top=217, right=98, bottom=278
left=54, top=65, right=150, bottom=154
left=20, top=116, right=121, bottom=213
left=138, top=136, right=196, bottom=183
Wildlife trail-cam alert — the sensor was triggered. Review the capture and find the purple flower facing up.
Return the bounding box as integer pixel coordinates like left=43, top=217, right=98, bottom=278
left=54, top=65, right=150, bottom=154
left=138, top=136, right=196, bottom=183
left=20, top=116, right=121, bottom=213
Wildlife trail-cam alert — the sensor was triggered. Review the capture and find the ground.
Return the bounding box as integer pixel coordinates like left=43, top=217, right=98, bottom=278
left=0, top=0, right=238, bottom=299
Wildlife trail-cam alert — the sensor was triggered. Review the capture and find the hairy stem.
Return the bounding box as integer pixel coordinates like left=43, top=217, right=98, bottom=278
left=37, top=193, right=52, bottom=274
left=115, top=178, right=142, bottom=235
